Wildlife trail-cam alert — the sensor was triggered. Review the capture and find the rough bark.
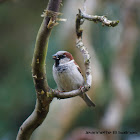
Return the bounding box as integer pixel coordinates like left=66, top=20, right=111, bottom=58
left=16, top=0, right=62, bottom=140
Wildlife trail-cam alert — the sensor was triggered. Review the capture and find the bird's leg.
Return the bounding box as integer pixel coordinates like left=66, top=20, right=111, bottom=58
left=79, top=86, right=85, bottom=94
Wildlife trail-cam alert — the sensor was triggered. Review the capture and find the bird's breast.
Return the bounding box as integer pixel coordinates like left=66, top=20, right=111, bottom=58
left=53, top=63, right=84, bottom=91
left=56, top=65, right=68, bottom=73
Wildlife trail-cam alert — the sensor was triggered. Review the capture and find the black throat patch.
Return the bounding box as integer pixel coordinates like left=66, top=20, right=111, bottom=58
left=55, top=59, right=59, bottom=67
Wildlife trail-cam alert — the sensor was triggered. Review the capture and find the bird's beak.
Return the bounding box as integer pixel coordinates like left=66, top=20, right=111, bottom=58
left=52, top=54, right=59, bottom=60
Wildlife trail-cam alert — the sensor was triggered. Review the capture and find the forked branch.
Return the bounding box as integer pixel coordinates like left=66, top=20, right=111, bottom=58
left=16, top=0, right=62, bottom=140
left=16, top=1, right=119, bottom=140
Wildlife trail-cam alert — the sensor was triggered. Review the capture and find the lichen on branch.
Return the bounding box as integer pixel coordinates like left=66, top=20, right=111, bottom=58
left=77, top=9, right=119, bottom=27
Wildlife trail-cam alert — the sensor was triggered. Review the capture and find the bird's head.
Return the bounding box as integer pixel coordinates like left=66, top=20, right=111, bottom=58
left=52, top=51, right=74, bottom=67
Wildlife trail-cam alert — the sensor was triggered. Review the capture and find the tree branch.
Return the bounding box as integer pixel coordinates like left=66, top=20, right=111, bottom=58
left=74, top=8, right=119, bottom=94
left=52, top=84, right=90, bottom=99
left=16, top=0, right=62, bottom=140
left=52, top=6, right=119, bottom=100
left=16, top=1, right=119, bottom=139
left=78, top=9, right=119, bottom=27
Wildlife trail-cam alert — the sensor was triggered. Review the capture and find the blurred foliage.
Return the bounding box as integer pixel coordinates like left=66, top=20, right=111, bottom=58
left=0, top=0, right=139, bottom=140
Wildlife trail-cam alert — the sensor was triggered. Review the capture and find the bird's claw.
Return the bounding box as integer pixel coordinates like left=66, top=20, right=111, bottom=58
left=79, top=85, right=90, bottom=93
left=79, top=86, right=85, bottom=93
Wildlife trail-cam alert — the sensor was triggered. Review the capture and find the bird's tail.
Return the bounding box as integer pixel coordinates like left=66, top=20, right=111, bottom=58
left=80, top=93, right=95, bottom=107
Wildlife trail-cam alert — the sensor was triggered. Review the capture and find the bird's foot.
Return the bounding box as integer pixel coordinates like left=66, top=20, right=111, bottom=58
left=79, top=86, right=85, bottom=93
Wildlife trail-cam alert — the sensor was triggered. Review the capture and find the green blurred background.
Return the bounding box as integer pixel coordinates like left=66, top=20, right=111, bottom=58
left=0, top=0, right=140, bottom=140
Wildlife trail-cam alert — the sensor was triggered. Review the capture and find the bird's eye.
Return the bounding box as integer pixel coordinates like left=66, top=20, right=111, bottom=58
left=59, top=55, right=65, bottom=59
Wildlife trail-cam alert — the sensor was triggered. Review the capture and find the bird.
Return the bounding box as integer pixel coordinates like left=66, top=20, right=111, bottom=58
left=52, top=51, right=95, bottom=107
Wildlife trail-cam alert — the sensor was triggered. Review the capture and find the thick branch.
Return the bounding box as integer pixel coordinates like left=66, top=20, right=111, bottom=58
left=32, top=1, right=119, bottom=139
left=16, top=0, right=62, bottom=140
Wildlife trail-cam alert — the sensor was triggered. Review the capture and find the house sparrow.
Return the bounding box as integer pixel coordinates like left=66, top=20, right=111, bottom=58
left=52, top=51, right=95, bottom=107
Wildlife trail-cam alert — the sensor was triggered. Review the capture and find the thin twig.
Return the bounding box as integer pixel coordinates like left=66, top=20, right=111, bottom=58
left=52, top=6, right=119, bottom=99
left=53, top=84, right=90, bottom=99
left=75, top=8, right=119, bottom=88
left=78, top=9, right=119, bottom=27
